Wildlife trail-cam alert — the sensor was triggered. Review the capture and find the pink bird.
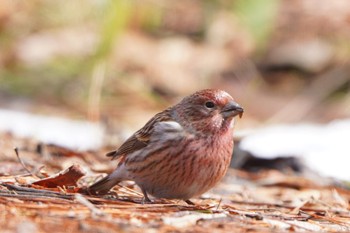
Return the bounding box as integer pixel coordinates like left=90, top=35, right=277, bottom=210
left=89, top=89, right=243, bottom=204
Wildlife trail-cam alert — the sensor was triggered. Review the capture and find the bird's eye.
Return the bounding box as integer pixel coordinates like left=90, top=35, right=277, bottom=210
left=205, top=101, right=215, bottom=108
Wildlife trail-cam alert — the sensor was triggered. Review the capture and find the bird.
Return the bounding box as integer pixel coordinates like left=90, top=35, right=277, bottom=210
left=88, top=89, right=243, bottom=204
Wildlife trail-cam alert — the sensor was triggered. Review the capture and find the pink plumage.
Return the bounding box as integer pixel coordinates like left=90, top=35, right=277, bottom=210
left=89, top=89, right=243, bottom=203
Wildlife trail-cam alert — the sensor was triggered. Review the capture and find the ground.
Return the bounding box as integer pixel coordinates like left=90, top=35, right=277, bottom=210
left=1, top=133, right=349, bottom=233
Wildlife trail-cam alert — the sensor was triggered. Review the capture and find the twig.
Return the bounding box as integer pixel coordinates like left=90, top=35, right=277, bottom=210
left=0, top=189, right=74, bottom=201
left=116, top=184, right=143, bottom=197
left=216, top=198, right=222, bottom=211
left=226, top=200, right=350, bottom=216
left=75, top=193, right=104, bottom=216
left=14, top=147, right=36, bottom=178
left=1, top=183, right=75, bottom=200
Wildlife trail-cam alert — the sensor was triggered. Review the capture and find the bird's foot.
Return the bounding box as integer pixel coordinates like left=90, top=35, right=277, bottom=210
left=141, top=196, right=153, bottom=204
left=141, top=187, right=153, bottom=204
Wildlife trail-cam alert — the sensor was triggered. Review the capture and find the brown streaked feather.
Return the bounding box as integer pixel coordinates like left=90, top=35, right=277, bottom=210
left=88, top=174, right=120, bottom=195
left=106, top=135, right=147, bottom=159
left=106, top=108, right=173, bottom=160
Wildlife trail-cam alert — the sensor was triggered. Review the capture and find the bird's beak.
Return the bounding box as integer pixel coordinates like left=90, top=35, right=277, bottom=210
left=221, top=101, right=244, bottom=118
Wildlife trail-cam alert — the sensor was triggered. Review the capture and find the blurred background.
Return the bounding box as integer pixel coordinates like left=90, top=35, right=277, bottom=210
left=1, top=0, right=350, bottom=179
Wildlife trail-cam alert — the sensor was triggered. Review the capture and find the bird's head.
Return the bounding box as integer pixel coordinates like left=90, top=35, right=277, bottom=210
left=173, top=89, right=243, bottom=135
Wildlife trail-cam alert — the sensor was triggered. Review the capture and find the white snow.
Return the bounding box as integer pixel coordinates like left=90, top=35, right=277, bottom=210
left=0, top=109, right=104, bottom=151
left=239, top=119, right=350, bottom=180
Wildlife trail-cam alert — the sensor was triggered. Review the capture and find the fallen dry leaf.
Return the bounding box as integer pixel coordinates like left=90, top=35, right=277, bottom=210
left=32, top=164, right=85, bottom=188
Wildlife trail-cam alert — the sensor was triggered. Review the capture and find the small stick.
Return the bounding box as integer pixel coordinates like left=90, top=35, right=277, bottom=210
left=117, top=184, right=143, bottom=197
left=14, top=147, right=34, bottom=176
left=0, top=184, right=75, bottom=200
left=216, top=198, right=222, bottom=211
left=75, top=193, right=104, bottom=216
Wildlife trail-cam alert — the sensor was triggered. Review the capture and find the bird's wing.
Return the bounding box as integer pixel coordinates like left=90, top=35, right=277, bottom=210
left=106, top=108, right=173, bottom=160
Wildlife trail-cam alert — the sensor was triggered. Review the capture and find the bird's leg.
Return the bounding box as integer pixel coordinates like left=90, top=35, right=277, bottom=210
left=141, top=187, right=152, bottom=204
left=185, top=199, right=195, bottom=205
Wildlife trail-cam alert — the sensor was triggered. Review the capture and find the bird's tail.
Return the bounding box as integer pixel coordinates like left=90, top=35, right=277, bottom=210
left=88, top=175, right=120, bottom=195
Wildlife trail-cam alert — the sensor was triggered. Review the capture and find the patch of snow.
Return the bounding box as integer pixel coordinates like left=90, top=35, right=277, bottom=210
left=239, top=119, right=350, bottom=180
left=0, top=109, right=104, bottom=151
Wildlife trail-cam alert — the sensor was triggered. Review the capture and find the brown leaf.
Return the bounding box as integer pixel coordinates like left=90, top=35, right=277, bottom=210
left=32, top=165, right=85, bottom=188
